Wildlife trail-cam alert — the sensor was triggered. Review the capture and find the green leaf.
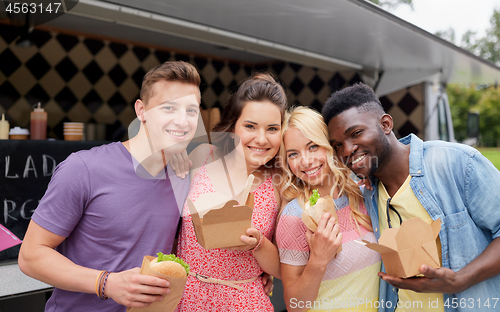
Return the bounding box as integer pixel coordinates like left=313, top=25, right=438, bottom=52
left=309, top=189, right=320, bottom=206
left=156, top=252, right=190, bottom=275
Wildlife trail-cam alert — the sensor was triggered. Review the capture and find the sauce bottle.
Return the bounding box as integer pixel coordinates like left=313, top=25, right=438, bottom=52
left=30, top=102, right=47, bottom=140
left=0, top=113, right=9, bottom=140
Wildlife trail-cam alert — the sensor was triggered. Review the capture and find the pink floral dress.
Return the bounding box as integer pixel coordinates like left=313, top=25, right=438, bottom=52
left=176, top=149, right=278, bottom=311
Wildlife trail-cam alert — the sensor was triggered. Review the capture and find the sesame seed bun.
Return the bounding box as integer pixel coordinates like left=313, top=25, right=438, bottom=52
left=150, top=258, right=188, bottom=277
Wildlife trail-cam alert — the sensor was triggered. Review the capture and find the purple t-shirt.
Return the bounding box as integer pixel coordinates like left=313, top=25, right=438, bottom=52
left=31, top=142, right=189, bottom=312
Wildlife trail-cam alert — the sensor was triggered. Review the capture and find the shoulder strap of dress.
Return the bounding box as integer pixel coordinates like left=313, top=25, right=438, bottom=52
left=204, top=145, right=217, bottom=165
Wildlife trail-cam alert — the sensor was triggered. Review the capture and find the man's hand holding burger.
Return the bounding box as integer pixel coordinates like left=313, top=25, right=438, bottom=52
left=103, top=253, right=189, bottom=308
left=103, top=268, right=171, bottom=308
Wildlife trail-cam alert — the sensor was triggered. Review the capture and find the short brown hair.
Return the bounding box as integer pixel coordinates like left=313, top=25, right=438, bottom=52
left=140, top=61, right=201, bottom=104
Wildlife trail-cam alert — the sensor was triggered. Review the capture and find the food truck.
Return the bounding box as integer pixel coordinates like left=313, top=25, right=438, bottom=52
left=1, top=0, right=499, bottom=310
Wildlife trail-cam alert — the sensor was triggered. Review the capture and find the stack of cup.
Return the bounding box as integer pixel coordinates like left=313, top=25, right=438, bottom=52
left=64, top=122, right=84, bottom=141
left=9, top=127, right=30, bottom=140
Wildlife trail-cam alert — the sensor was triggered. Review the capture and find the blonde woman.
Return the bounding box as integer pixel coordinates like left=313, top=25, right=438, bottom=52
left=276, top=106, right=381, bottom=312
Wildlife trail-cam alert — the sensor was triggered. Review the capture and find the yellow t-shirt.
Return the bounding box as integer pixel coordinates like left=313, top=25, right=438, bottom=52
left=378, top=175, right=444, bottom=312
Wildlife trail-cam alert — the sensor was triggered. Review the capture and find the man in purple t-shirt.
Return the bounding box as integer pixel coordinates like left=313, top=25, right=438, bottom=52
left=18, top=61, right=201, bottom=312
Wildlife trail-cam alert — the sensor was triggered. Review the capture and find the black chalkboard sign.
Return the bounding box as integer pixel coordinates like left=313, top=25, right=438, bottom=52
left=0, top=140, right=106, bottom=262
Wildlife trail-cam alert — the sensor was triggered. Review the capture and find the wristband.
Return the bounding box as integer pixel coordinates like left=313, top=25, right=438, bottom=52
left=95, top=270, right=105, bottom=298
left=100, top=271, right=110, bottom=300
left=97, top=271, right=110, bottom=300
left=249, top=232, right=265, bottom=253
left=97, top=270, right=107, bottom=299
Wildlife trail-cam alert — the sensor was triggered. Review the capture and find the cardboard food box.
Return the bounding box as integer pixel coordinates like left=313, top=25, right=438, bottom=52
left=187, top=175, right=255, bottom=249
left=362, top=217, right=441, bottom=278
left=301, top=195, right=342, bottom=254
left=127, top=256, right=187, bottom=312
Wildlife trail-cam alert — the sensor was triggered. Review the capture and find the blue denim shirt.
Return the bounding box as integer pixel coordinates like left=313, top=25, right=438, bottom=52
left=363, top=134, right=500, bottom=312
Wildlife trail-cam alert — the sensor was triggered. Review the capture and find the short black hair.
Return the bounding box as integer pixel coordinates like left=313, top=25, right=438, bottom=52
left=322, top=82, right=385, bottom=126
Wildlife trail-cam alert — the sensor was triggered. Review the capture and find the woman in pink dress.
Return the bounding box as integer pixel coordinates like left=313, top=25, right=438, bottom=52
left=176, top=72, right=287, bottom=311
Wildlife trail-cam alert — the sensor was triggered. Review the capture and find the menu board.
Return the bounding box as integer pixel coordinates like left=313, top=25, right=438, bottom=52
left=0, top=140, right=105, bottom=262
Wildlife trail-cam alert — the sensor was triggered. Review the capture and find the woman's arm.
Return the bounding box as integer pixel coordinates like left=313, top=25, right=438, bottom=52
left=249, top=229, right=282, bottom=279
left=227, top=228, right=281, bottom=279
left=281, top=213, right=342, bottom=312
left=225, top=169, right=285, bottom=278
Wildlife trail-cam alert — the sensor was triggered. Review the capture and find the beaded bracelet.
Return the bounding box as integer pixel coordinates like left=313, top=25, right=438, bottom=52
left=249, top=232, right=265, bottom=253
left=97, top=270, right=107, bottom=299
left=95, top=270, right=106, bottom=298
left=98, top=271, right=110, bottom=300
left=100, top=271, right=111, bottom=300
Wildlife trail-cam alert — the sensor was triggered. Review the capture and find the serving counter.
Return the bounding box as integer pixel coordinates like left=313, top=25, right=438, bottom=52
left=0, top=139, right=288, bottom=312
left=0, top=139, right=108, bottom=311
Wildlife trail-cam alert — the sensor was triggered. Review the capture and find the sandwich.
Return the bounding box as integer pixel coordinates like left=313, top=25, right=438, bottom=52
left=301, top=189, right=342, bottom=253
left=149, top=252, right=190, bottom=278
left=301, top=190, right=339, bottom=232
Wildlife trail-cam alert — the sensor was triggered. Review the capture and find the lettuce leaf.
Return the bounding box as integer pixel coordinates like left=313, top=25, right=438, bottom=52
left=156, top=252, right=190, bottom=275
left=309, top=189, right=320, bottom=206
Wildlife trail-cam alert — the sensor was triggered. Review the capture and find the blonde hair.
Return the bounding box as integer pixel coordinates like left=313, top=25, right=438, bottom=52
left=279, top=106, right=372, bottom=232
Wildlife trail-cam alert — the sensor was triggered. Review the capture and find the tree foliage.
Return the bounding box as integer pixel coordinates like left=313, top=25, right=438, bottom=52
left=443, top=9, right=500, bottom=146
left=461, top=9, right=500, bottom=65
left=436, top=9, right=500, bottom=66
left=448, top=84, right=500, bottom=146
left=369, top=0, right=413, bottom=10
left=373, top=1, right=500, bottom=144
left=435, top=27, right=456, bottom=45
left=447, top=85, right=481, bottom=143
left=475, top=88, right=500, bottom=146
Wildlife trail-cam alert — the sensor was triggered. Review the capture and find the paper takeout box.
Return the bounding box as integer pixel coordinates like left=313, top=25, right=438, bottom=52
left=362, top=217, right=441, bottom=278
left=301, top=195, right=342, bottom=254
left=188, top=175, right=255, bottom=249
left=127, top=256, right=187, bottom=312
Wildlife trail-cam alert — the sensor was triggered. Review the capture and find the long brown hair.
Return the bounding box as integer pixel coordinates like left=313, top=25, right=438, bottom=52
left=212, top=72, right=288, bottom=161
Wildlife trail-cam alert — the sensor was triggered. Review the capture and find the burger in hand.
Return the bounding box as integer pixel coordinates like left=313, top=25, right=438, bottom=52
left=301, top=189, right=342, bottom=253
left=150, top=252, right=190, bottom=278
left=302, top=189, right=339, bottom=232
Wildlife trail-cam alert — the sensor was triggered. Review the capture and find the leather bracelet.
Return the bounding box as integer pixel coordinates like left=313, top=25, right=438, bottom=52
left=98, top=271, right=110, bottom=300
left=249, top=232, right=264, bottom=253
left=95, top=270, right=105, bottom=298
left=97, top=270, right=106, bottom=299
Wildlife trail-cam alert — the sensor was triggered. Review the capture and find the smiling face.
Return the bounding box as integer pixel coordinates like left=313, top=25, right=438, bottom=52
left=284, top=127, right=331, bottom=191
left=140, top=80, right=201, bottom=155
left=327, top=107, right=390, bottom=179
left=233, top=100, right=282, bottom=171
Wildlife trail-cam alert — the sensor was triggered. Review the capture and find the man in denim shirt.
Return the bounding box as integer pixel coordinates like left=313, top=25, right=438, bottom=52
left=323, top=83, right=500, bottom=312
